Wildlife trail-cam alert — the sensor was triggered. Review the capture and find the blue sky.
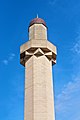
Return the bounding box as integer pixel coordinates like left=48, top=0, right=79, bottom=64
left=0, top=0, right=80, bottom=120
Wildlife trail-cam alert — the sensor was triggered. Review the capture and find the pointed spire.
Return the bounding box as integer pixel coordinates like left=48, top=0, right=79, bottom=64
left=37, top=14, right=38, bottom=18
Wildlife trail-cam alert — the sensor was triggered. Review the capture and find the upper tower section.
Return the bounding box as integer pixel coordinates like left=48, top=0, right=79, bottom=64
left=28, top=17, right=47, bottom=40
left=20, top=17, right=57, bottom=66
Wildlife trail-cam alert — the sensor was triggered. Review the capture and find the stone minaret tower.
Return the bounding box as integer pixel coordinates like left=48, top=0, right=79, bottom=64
left=20, top=17, right=57, bottom=120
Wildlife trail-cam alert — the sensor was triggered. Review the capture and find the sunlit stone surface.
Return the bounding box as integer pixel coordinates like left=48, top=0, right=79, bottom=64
left=20, top=17, right=57, bottom=120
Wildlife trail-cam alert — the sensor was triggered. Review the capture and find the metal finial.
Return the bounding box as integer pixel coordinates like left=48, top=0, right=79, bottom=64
left=37, top=14, right=38, bottom=18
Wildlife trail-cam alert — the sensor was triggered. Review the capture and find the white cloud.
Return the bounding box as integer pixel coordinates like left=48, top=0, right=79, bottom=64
left=55, top=27, right=80, bottom=120
left=49, top=0, right=57, bottom=5
left=2, top=60, right=8, bottom=65
left=55, top=74, right=80, bottom=120
left=72, top=38, right=80, bottom=55
left=2, top=53, right=15, bottom=65
left=72, top=28, right=80, bottom=55
left=8, top=53, right=15, bottom=60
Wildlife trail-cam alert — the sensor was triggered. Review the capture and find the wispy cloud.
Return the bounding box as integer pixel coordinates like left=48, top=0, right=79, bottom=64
left=73, top=40, right=80, bottom=54
left=55, top=26, right=80, bottom=119
left=55, top=74, right=80, bottom=120
left=2, top=60, right=8, bottom=65
left=8, top=53, right=15, bottom=60
left=49, top=0, right=57, bottom=5
left=2, top=53, right=15, bottom=65
left=55, top=24, right=80, bottom=117
left=72, top=27, right=80, bottom=55
left=72, top=32, right=80, bottom=54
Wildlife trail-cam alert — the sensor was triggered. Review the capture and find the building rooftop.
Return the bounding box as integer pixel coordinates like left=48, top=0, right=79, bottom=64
left=29, top=17, right=47, bottom=27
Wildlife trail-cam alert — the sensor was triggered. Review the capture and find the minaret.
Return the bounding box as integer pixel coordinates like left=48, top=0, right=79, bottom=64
left=20, top=17, right=57, bottom=120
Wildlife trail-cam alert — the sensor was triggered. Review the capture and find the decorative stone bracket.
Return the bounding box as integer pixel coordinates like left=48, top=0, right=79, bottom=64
left=20, top=40, right=57, bottom=66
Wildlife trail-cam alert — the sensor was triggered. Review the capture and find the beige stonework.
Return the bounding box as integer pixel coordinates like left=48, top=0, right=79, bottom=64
left=20, top=18, right=57, bottom=120
left=29, top=24, right=47, bottom=40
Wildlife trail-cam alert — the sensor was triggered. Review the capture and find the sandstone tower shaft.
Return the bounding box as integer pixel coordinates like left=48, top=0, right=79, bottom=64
left=20, top=17, right=57, bottom=120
